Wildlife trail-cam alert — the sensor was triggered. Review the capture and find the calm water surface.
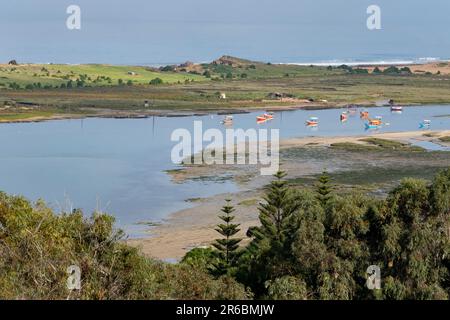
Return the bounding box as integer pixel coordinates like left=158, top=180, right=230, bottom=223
left=0, top=105, right=449, bottom=236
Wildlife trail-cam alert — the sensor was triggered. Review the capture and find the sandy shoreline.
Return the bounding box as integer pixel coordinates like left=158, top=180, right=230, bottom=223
left=128, top=129, right=450, bottom=261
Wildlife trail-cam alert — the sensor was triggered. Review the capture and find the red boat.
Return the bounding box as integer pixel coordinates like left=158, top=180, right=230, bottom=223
left=256, top=113, right=274, bottom=122
left=306, top=117, right=319, bottom=126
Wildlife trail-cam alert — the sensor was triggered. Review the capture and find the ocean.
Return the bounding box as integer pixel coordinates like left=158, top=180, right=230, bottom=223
left=1, top=0, right=449, bottom=66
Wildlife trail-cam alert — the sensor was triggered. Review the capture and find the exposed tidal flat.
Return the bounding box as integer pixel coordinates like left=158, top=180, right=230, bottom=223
left=145, top=128, right=449, bottom=260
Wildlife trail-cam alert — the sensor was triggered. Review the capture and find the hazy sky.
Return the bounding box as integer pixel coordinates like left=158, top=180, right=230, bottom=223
left=1, top=0, right=449, bottom=64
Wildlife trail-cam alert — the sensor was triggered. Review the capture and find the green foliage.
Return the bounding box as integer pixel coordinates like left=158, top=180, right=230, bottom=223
left=316, top=171, right=333, bottom=206
left=0, top=193, right=249, bottom=300
left=373, top=175, right=450, bottom=299
left=211, top=200, right=242, bottom=276
left=239, top=169, right=450, bottom=299
left=241, top=171, right=303, bottom=295
left=383, top=66, right=401, bottom=75
left=181, top=247, right=216, bottom=271
left=372, top=67, right=382, bottom=74
left=265, top=276, right=308, bottom=300
left=149, top=77, right=164, bottom=85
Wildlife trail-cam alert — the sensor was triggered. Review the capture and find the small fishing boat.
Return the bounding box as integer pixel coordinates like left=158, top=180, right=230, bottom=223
left=306, top=116, right=319, bottom=126
left=365, top=118, right=382, bottom=129
left=419, top=119, right=431, bottom=128
left=391, top=106, right=403, bottom=112
left=221, top=115, right=233, bottom=125
left=256, top=119, right=267, bottom=124
left=256, top=113, right=274, bottom=122
left=360, top=111, right=369, bottom=119
left=347, top=105, right=358, bottom=115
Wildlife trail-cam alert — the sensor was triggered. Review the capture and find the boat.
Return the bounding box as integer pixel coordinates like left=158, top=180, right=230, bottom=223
left=306, top=116, right=319, bottom=126
left=360, top=110, right=369, bottom=119
left=365, top=118, right=382, bottom=129
left=221, top=115, right=233, bottom=125
left=391, top=106, right=403, bottom=112
left=256, top=112, right=274, bottom=122
left=347, top=105, right=358, bottom=115
left=419, top=119, right=431, bottom=128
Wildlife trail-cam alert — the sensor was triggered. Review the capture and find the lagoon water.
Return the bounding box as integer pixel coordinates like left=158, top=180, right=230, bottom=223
left=0, top=105, right=449, bottom=236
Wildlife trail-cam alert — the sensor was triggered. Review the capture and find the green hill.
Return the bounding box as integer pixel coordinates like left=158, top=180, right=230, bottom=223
left=0, top=63, right=207, bottom=89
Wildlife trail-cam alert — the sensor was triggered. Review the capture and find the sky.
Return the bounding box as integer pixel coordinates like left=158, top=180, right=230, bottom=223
left=1, top=0, right=449, bottom=65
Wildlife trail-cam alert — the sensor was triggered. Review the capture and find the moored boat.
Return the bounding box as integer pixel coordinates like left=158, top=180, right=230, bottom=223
left=306, top=116, right=319, bottom=126
left=360, top=110, right=369, bottom=119
left=256, top=112, right=274, bottom=122
left=419, top=119, right=431, bottom=128
left=221, top=115, right=233, bottom=125
left=365, top=118, right=382, bottom=129
left=391, top=106, right=403, bottom=112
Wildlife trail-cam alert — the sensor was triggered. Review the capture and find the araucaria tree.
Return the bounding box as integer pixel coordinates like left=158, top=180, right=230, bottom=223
left=241, top=171, right=302, bottom=294
left=211, top=200, right=242, bottom=276
left=316, top=171, right=333, bottom=207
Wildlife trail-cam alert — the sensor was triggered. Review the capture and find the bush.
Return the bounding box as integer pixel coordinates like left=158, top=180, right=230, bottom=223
left=149, top=78, right=163, bottom=85
left=0, top=193, right=249, bottom=300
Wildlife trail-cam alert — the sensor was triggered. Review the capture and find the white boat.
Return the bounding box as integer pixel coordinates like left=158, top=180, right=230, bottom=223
left=221, top=115, right=233, bottom=124
left=391, top=106, right=403, bottom=112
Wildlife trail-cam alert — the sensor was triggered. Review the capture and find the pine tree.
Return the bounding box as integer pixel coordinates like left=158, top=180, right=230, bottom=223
left=211, top=200, right=242, bottom=276
left=316, top=171, right=333, bottom=206
left=255, top=171, right=300, bottom=246
left=242, top=171, right=301, bottom=294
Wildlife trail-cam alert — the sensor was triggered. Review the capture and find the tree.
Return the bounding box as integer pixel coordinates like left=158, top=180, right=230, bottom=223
left=149, top=78, right=163, bottom=85
left=376, top=177, right=449, bottom=299
left=383, top=66, right=400, bottom=75
left=372, top=67, right=382, bottom=74
left=265, top=276, right=308, bottom=300
left=241, top=171, right=302, bottom=294
left=254, top=171, right=299, bottom=247
left=210, top=200, right=242, bottom=276
left=316, top=171, right=333, bottom=206
left=181, top=247, right=216, bottom=271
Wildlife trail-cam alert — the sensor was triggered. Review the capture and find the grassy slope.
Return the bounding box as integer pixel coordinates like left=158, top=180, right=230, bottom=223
left=0, top=63, right=206, bottom=88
